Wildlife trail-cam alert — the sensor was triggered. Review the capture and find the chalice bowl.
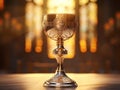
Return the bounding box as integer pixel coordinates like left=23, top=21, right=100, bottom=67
left=42, top=14, right=77, bottom=87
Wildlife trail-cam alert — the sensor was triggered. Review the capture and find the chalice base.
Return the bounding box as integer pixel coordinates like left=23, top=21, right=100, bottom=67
left=43, top=71, right=77, bottom=88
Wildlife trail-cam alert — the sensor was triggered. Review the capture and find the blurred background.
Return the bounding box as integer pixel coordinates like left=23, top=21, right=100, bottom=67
left=0, top=0, right=120, bottom=74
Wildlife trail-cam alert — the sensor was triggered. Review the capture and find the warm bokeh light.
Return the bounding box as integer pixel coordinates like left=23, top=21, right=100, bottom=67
left=33, top=5, right=42, bottom=37
left=79, top=0, right=97, bottom=53
left=34, top=0, right=43, bottom=5
left=88, top=2, right=97, bottom=53
left=88, top=2, right=98, bottom=25
left=33, top=5, right=43, bottom=53
left=79, top=0, right=97, bottom=5
left=0, top=0, right=4, bottom=10
left=79, top=0, right=89, bottom=5
left=104, top=23, right=110, bottom=31
left=79, top=5, right=88, bottom=53
left=108, top=18, right=114, bottom=26
left=90, top=38, right=97, bottom=53
left=47, top=0, right=75, bottom=14
left=116, top=12, right=120, bottom=28
left=35, top=38, right=43, bottom=53
left=116, top=12, right=120, bottom=19
left=79, top=6, right=88, bottom=32
left=25, top=1, right=33, bottom=52
left=47, top=0, right=75, bottom=58
left=25, top=2, right=33, bottom=33
left=25, top=37, right=32, bottom=52
left=80, top=39, right=87, bottom=53
left=25, top=0, right=43, bottom=53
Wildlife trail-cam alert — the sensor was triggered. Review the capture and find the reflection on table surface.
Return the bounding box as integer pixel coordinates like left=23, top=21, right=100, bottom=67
left=0, top=73, right=120, bottom=90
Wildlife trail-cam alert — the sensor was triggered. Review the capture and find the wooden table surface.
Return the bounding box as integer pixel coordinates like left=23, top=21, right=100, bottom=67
left=0, top=73, right=120, bottom=90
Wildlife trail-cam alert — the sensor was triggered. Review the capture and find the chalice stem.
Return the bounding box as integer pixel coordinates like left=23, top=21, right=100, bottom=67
left=55, top=37, right=66, bottom=74
left=56, top=55, right=65, bottom=74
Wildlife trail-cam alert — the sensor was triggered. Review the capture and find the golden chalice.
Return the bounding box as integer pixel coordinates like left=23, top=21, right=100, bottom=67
left=42, top=14, right=77, bottom=87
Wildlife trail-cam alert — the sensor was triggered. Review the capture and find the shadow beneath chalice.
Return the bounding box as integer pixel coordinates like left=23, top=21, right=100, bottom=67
left=44, top=87, right=76, bottom=90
